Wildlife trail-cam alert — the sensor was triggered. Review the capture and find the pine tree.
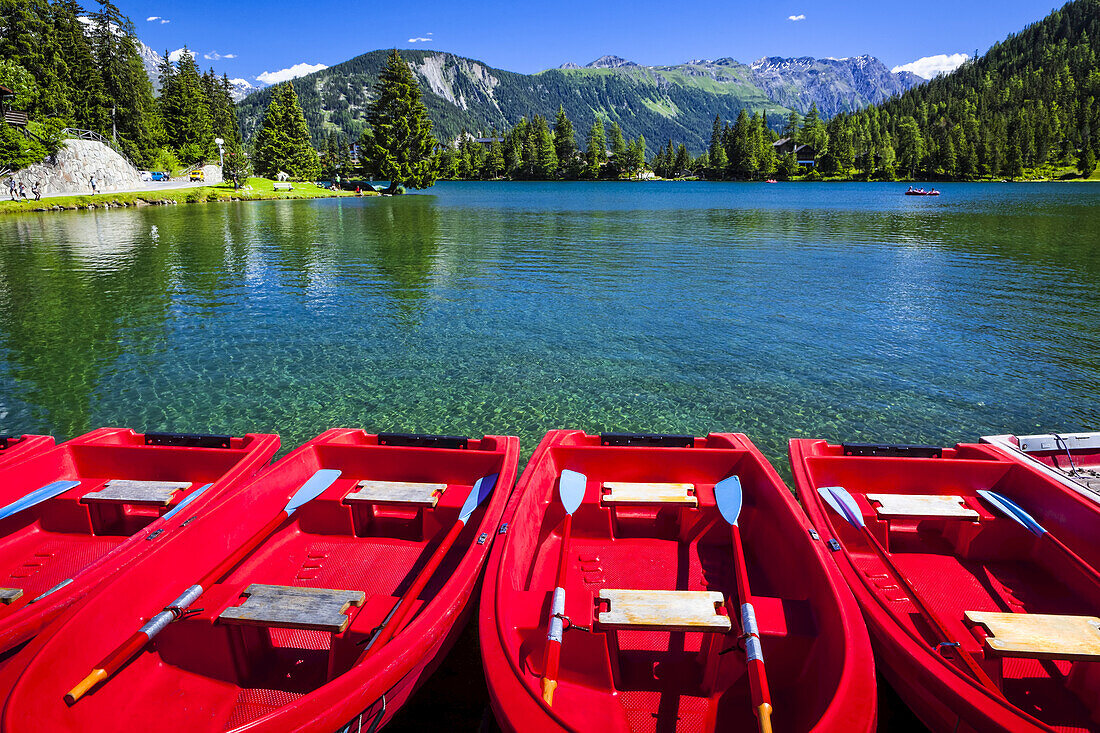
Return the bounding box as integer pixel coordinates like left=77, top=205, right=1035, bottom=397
left=533, top=115, right=558, bottom=179
left=553, top=105, right=576, bottom=165
left=606, top=121, right=627, bottom=176
left=53, top=0, right=107, bottom=131
left=486, top=131, right=505, bottom=178
left=674, top=144, right=690, bottom=176
left=252, top=81, right=320, bottom=180
left=708, top=114, right=727, bottom=177
left=1079, top=145, right=1097, bottom=177
left=166, top=50, right=214, bottom=164
left=798, top=103, right=828, bottom=155
left=221, top=138, right=249, bottom=189
left=585, top=120, right=605, bottom=179
left=366, top=49, right=437, bottom=193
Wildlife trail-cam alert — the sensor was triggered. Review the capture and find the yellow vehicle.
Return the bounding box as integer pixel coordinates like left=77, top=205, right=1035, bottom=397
left=189, top=169, right=205, bottom=182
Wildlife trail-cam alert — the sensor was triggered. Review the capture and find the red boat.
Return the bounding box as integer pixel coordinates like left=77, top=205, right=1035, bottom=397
left=0, top=434, right=54, bottom=469
left=790, top=439, right=1100, bottom=733
left=0, top=429, right=519, bottom=732
left=982, top=432, right=1100, bottom=504
left=481, top=430, right=876, bottom=733
left=0, top=427, right=279, bottom=658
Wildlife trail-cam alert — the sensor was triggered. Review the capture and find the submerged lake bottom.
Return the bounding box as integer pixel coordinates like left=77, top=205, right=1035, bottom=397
left=0, top=180, right=1097, bottom=730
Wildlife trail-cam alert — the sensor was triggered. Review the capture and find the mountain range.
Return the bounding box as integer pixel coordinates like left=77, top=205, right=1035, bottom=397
left=233, top=50, right=924, bottom=152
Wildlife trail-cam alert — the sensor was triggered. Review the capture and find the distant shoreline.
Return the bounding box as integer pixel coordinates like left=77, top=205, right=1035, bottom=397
left=0, top=179, right=370, bottom=217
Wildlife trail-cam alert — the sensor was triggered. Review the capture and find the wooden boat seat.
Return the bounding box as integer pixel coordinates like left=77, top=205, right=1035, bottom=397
left=600, top=482, right=697, bottom=507
left=866, top=493, right=978, bottom=520
left=343, top=480, right=447, bottom=507
left=82, top=479, right=192, bottom=507
left=596, top=589, right=731, bottom=632
left=219, top=584, right=366, bottom=633
left=0, top=588, right=22, bottom=605
left=966, top=611, right=1100, bottom=661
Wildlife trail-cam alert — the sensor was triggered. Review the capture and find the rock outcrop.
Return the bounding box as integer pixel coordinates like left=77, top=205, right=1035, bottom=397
left=12, top=140, right=142, bottom=196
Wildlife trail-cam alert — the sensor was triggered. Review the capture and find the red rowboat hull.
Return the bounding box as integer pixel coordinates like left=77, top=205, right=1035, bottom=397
left=0, top=429, right=518, bottom=732
left=790, top=439, right=1100, bottom=732
left=0, top=435, right=54, bottom=470
left=0, top=428, right=279, bottom=659
left=482, top=430, right=876, bottom=732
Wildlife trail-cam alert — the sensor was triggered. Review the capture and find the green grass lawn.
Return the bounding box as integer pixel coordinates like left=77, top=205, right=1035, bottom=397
left=0, top=177, right=371, bottom=216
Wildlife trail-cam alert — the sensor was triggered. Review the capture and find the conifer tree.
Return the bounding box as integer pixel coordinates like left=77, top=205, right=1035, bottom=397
left=253, top=81, right=320, bottom=180
left=167, top=50, right=213, bottom=164
left=607, top=121, right=627, bottom=175
left=585, top=120, right=605, bottom=179
left=366, top=49, right=437, bottom=193
left=673, top=144, right=690, bottom=176
left=553, top=105, right=576, bottom=164
left=533, top=115, right=558, bottom=178
left=486, top=131, right=505, bottom=178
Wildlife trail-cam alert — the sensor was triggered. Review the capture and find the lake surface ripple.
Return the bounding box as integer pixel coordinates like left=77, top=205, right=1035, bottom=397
left=0, top=181, right=1096, bottom=471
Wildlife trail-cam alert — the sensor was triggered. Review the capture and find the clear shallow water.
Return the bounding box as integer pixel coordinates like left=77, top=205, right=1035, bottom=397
left=0, top=181, right=1097, bottom=474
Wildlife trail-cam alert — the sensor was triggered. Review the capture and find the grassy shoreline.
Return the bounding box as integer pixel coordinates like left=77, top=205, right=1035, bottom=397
left=0, top=177, right=373, bottom=216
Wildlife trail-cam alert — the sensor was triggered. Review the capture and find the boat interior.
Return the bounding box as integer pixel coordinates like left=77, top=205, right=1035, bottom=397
left=32, top=434, right=510, bottom=731
left=497, top=435, right=854, bottom=733
left=0, top=430, right=272, bottom=618
left=798, top=442, right=1100, bottom=731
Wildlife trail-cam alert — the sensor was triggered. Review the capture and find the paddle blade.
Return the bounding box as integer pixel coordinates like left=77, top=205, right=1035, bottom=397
left=977, top=489, right=1045, bottom=536
left=558, top=470, right=586, bottom=515
left=161, top=483, right=213, bottom=521
left=459, top=473, right=498, bottom=524
left=714, top=475, right=743, bottom=527
left=818, top=486, right=866, bottom=529
left=283, top=469, right=341, bottom=515
left=0, top=480, right=80, bottom=522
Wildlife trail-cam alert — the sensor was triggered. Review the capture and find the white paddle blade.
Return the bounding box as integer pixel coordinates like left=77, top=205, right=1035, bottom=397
left=977, top=489, right=1045, bottom=536
left=818, top=485, right=866, bottom=529
left=558, top=470, right=587, bottom=515
left=714, top=475, right=743, bottom=527
left=284, top=469, right=342, bottom=515
left=459, top=473, right=498, bottom=524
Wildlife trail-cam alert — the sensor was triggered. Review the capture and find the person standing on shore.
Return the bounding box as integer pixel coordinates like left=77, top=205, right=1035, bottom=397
left=7, top=178, right=15, bottom=201
left=32, top=181, right=41, bottom=201
left=89, top=176, right=97, bottom=194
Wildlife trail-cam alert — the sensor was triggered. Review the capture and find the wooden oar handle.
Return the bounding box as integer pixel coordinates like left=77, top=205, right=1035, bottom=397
left=756, top=702, right=773, bottom=733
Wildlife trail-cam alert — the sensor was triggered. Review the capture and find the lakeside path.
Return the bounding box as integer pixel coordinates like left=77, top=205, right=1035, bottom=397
left=0, top=178, right=369, bottom=216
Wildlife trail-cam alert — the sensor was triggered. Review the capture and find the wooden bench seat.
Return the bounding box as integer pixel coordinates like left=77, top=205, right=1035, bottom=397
left=219, top=584, right=366, bottom=633
left=966, top=611, right=1100, bottom=661
left=82, top=479, right=192, bottom=507
left=866, top=493, right=978, bottom=520
left=0, top=588, right=23, bottom=605
left=343, top=480, right=446, bottom=507
left=601, top=482, right=697, bottom=507
left=597, top=589, right=730, bottom=632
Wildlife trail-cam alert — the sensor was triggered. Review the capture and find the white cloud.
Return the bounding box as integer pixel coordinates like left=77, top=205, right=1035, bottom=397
left=146, top=16, right=169, bottom=23
left=204, top=51, right=237, bottom=60
left=788, top=14, right=805, bottom=21
left=891, top=52, right=969, bottom=79
left=160, top=19, right=169, bottom=24
left=408, top=37, right=432, bottom=43
left=256, top=62, right=328, bottom=85
left=168, top=48, right=188, bottom=63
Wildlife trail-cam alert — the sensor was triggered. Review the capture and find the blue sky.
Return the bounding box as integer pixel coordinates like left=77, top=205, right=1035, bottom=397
left=125, top=0, right=1063, bottom=84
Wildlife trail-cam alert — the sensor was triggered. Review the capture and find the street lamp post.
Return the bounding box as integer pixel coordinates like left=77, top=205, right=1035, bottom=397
left=215, top=138, right=224, bottom=169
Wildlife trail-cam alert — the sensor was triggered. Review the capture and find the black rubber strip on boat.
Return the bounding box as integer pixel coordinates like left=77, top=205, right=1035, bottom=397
left=0, top=435, right=16, bottom=449
left=145, top=432, right=233, bottom=449
left=841, top=443, right=943, bottom=458
left=378, top=433, right=469, bottom=449
left=600, top=433, right=694, bottom=448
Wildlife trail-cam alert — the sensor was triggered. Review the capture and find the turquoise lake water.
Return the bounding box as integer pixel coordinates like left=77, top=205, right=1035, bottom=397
left=0, top=181, right=1097, bottom=473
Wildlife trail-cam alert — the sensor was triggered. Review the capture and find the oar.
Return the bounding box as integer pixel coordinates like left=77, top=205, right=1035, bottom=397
left=540, top=469, right=586, bottom=706
left=65, top=468, right=341, bottom=704
left=360, top=473, right=499, bottom=656
left=715, top=476, right=773, bottom=733
left=0, top=480, right=80, bottom=522
left=977, top=489, right=1100, bottom=587
left=818, top=486, right=1003, bottom=697
left=30, top=485, right=215, bottom=609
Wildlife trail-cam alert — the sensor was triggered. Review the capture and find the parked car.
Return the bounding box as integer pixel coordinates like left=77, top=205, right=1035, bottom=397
left=139, top=170, right=152, bottom=182
left=190, top=169, right=205, bottom=182
left=151, top=172, right=169, bottom=182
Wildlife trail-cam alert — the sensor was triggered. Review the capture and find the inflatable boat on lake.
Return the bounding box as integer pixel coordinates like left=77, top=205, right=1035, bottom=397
left=790, top=439, right=1100, bottom=733
left=481, top=430, right=876, bottom=733
left=0, top=428, right=279, bottom=658
left=0, top=435, right=54, bottom=469
left=981, top=431, right=1100, bottom=504
left=0, top=429, right=519, bottom=733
